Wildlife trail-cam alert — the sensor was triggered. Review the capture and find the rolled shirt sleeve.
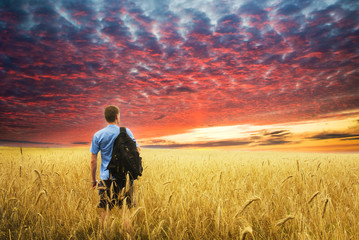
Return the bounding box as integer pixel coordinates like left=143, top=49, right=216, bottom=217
left=90, top=134, right=100, bottom=154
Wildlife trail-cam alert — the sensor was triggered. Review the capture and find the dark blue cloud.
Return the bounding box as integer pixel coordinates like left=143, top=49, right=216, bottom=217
left=154, top=114, right=165, bottom=120
left=142, top=139, right=251, bottom=149
left=277, top=4, right=302, bottom=15
left=101, top=20, right=131, bottom=40
left=72, top=141, right=89, bottom=145
left=1, top=78, right=39, bottom=98
left=166, top=86, right=196, bottom=95
left=238, top=3, right=266, bottom=16
left=33, top=5, right=58, bottom=22
left=258, top=140, right=293, bottom=146
left=309, top=133, right=359, bottom=140
left=264, top=130, right=291, bottom=137
left=0, top=139, right=56, bottom=145
left=60, top=0, right=94, bottom=16
left=216, top=14, right=241, bottom=34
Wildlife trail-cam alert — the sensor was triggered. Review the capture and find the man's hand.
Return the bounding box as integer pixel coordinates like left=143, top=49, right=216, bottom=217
left=91, top=180, right=97, bottom=189
left=91, top=153, right=98, bottom=189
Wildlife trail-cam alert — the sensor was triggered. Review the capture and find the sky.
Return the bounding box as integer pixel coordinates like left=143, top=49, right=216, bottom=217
left=0, top=0, right=358, bottom=152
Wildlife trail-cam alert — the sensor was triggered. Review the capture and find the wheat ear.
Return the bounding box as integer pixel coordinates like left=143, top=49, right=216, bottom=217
left=276, top=215, right=294, bottom=226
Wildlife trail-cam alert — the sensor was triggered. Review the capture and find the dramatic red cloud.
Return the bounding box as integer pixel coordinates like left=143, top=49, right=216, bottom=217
left=0, top=0, right=358, bottom=151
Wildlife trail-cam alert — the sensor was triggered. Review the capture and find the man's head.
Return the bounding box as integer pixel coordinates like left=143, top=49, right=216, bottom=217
left=104, top=105, right=119, bottom=123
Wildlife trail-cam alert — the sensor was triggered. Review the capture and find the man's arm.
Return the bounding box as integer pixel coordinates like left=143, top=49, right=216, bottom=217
left=126, top=128, right=141, bottom=154
left=91, top=153, right=98, bottom=188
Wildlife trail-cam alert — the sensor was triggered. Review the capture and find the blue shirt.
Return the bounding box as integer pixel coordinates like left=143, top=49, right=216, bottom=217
left=90, top=125, right=138, bottom=180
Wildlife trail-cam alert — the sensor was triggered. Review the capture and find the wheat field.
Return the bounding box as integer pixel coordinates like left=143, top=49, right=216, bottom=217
left=0, top=147, right=358, bottom=239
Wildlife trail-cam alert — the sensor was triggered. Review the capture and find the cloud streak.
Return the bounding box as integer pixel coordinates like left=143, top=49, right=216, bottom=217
left=309, top=133, right=359, bottom=140
left=0, top=139, right=56, bottom=145
left=139, top=115, right=359, bottom=151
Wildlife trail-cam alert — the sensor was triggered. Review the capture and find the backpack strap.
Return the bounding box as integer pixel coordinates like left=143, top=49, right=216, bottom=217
left=120, top=127, right=126, bottom=134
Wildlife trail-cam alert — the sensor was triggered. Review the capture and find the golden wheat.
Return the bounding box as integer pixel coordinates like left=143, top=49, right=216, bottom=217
left=0, top=147, right=358, bottom=239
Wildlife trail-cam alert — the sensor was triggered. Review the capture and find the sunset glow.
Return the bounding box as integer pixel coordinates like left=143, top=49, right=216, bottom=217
left=140, top=113, right=359, bottom=152
left=0, top=0, right=358, bottom=152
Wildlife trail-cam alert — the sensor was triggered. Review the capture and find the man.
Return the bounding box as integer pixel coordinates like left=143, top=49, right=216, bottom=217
left=90, top=105, right=140, bottom=225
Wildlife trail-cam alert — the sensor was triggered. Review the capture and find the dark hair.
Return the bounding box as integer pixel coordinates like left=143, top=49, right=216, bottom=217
left=104, top=105, right=119, bottom=123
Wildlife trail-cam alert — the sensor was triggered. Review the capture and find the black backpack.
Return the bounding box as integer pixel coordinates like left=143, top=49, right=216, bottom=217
left=107, top=127, right=143, bottom=180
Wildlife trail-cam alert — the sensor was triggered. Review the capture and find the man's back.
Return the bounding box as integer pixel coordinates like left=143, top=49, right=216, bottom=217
left=91, top=125, right=138, bottom=180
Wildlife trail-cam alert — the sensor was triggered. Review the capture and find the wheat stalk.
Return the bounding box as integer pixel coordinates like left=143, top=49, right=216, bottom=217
left=317, top=163, right=321, bottom=171
left=297, top=160, right=300, bottom=171
left=75, top=199, right=82, bottom=210
left=35, top=190, right=46, bottom=206
left=282, top=175, right=293, bottom=184
left=322, top=196, right=329, bottom=218
left=20, top=147, right=23, bottom=161
left=17, top=206, right=31, bottom=240
left=308, top=191, right=320, bottom=204
left=167, top=191, right=174, bottom=205
left=130, top=207, right=144, bottom=219
left=241, top=226, right=254, bottom=240
left=235, top=197, right=261, bottom=217
left=33, top=169, right=43, bottom=186
left=216, top=202, right=221, bottom=230
left=276, top=215, right=294, bottom=226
